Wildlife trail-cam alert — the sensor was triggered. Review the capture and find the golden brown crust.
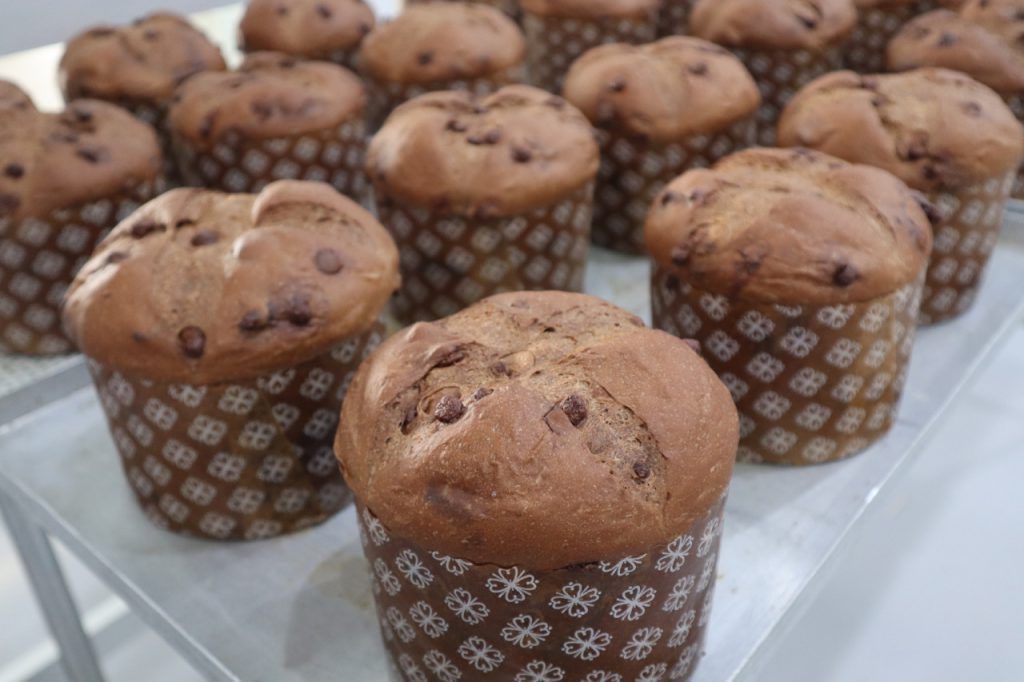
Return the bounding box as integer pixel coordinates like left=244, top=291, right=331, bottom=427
left=562, top=37, right=760, bottom=143
left=0, top=89, right=162, bottom=222
left=690, top=0, right=858, bottom=51
left=519, top=0, right=660, bottom=18
left=360, top=4, right=525, bottom=85
left=239, top=0, right=375, bottom=58
left=334, top=291, right=738, bottom=569
left=644, top=147, right=933, bottom=304
left=63, top=181, right=400, bottom=385
left=887, top=8, right=1024, bottom=94
left=778, top=69, right=1024, bottom=191
left=167, top=53, right=366, bottom=149
left=367, top=85, right=599, bottom=217
left=59, top=13, right=226, bottom=104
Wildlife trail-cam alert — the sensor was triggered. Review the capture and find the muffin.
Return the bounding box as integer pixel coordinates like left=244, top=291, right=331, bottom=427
left=239, top=0, right=375, bottom=69
left=168, top=52, right=369, bottom=202
left=63, top=181, right=399, bottom=540
left=335, top=291, right=738, bottom=682
left=658, top=0, right=698, bottom=36
left=689, top=0, right=858, bottom=145
left=0, top=82, right=163, bottom=356
left=888, top=5, right=1024, bottom=197
left=845, top=0, right=943, bottom=73
left=59, top=13, right=226, bottom=184
left=778, top=69, right=1023, bottom=324
left=520, top=0, right=661, bottom=93
left=563, top=37, right=761, bottom=254
left=647, top=148, right=933, bottom=465
left=367, top=85, right=599, bottom=324
left=359, top=4, right=526, bottom=130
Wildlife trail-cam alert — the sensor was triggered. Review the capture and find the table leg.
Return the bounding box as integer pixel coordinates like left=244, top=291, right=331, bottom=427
left=0, top=493, right=105, bottom=682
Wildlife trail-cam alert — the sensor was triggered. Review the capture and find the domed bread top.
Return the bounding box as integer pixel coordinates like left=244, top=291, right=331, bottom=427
left=887, top=8, right=1024, bottom=93
left=367, top=85, right=599, bottom=217
left=168, top=53, right=366, bottom=149
left=63, top=181, right=400, bottom=385
left=519, top=0, right=660, bottom=18
left=690, top=0, right=858, bottom=51
left=562, top=37, right=761, bottom=143
left=59, top=13, right=226, bottom=104
left=334, top=291, right=738, bottom=569
left=644, top=147, right=934, bottom=304
left=777, top=69, right=1024, bottom=191
left=359, top=4, right=524, bottom=85
left=0, top=90, right=162, bottom=223
left=239, top=0, right=375, bottom=58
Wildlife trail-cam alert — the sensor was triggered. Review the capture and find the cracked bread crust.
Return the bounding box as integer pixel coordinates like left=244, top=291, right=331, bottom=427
left=335, top=291, right=738, bottom=569
left=778, top=68, right=1024, bottom=191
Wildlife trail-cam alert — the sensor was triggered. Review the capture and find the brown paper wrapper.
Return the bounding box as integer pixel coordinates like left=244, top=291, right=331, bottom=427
left=0, top=178, right=163, bottom=356
left=732, top=46, right=841, bottom=146
left=593, top=118, right=756, bottom=254
left=378, top=183, right=593, bottom=324
left=358, top=496, right=726, bottom=682
left=1001, top=93, right=1024, bottom=200
left=844, top=2, right=942, bottom=74
left=172, top=118, right=369, bottom=205
left=523, top=12, right=658, bottom=94
left=919, top=172, right=1014, bottom=324
left=652, top=269, right=924, bottom=465
left=365, top=64, right=526, bottom=132
left=88, top=323, right=384, bottom=540
left=657, top=0, right=696, bottom=37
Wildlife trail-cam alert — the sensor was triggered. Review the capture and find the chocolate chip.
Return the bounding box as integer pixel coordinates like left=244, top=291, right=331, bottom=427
left=670, top=245, right=690, bottom=267
left=633, top=461, right=651, bottom=480
left=106, top=251, right=128, bottom=265
left=143, top=29, right=159, bottom=40
left=561, top=394, right=587, bottom=427
left=175, top=218, right=197, bottom=228
left=251, top=101, right=273, bottom=120
left=178, top=326, right=206, bottom=358
left=832, top=263, right=859, bottom=287
left=71, top=107, right=93, bottom=123
left=796, top=12, right=818, bottom=29
left=417, top=51, right=434, bottom=65
left=467, top=129, right=501, bottom=145
left=608, top=78, right=626, bottom=93
left=472, top=388, right=493, bottom=401
left=3, top=163, right=24, bottom=179
left=660, top=191, right=682, bottom=206
left=315, top=248, right=343, bottom=274
left=491, top=361, right=510, bottom=376
left=191, top=230, right=220, bottom=247
left=276, top=4, right=289, bottom=15
left=937, top=32, right=956, bottom=47
left=75, top=147, right=106, bottom=163
left=961, top=101, right=982, bottom=117
left=511, top=146, right=532, bottom=163
left=688, top=62, right=708, bottom=76
left=130, top=220, right=165, bottom=238
left=0, top=193, right=20, bottom=216
left=434, top=395, right=465, bottom=424
left=316, top=3, right=333, bottom=18
left=358, top=22, right=371, bottom=35
left=239, top=310, right=268, bottom=332
left=446, top=119, right=468, bottom=133
left=287, top=298, right=313, bottom=326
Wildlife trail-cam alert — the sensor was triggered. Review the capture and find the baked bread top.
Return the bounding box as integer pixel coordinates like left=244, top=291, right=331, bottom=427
left=690, top=0, right=858, bottom=52
left=335, top=291, right=738, bottom=569
left=63, top=181, right=400, bottom=384
left=644, top=147, right=934, bottom=304
left=239, top=0, right=375, bottom=59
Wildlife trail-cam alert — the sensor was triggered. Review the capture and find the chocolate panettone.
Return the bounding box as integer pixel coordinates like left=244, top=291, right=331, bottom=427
left=336, top=291, right=738, bottom=681
left=367, top=84, right=599, bottom=323
left=168, top=52, right=369, bottom=201
left=646, top=147, right=933, bottom=464
left=0, top=82, right=163, bottom=355
left=778, top=68, right=1023, bottom=322
left=690, top=0, right=858, bottom=144
left=63, top=180, right=400, bottom=539
left=359, top=3, right=526, bottom=129
left=59, top=13, right=226, bottom=183
left=239, top=0, right=376, bottom=68
left=563, top=36, right=760, bottom=253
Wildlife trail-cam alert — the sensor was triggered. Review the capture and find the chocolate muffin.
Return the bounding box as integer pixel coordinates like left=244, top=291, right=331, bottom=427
left=0, top=82, right=163, bottom=355
left=689, top=0, right=858, bottom=145
left=239, top=0, right=375, bottom=69
left=168, top=52, right=369, bottom=202
left=563, top=37, right=760, bottom=253
left=846, top=0, right=943, bottom=73
left=888, top=5, right=1024, bottom=196
left=359, top=3, right=526, bottom=130
left=59, top=13, right=226, bottom=184
left=367, top=85, right=599, bottom=323
left=646, top=147, right=933, bottom=465
left=63, top=180, right=400, bottom=540
left=520, top=0, right=661, bottom=93
left=335, top=291, right=738, bottom=682
left=778, top=69, right=1023, bottom=324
